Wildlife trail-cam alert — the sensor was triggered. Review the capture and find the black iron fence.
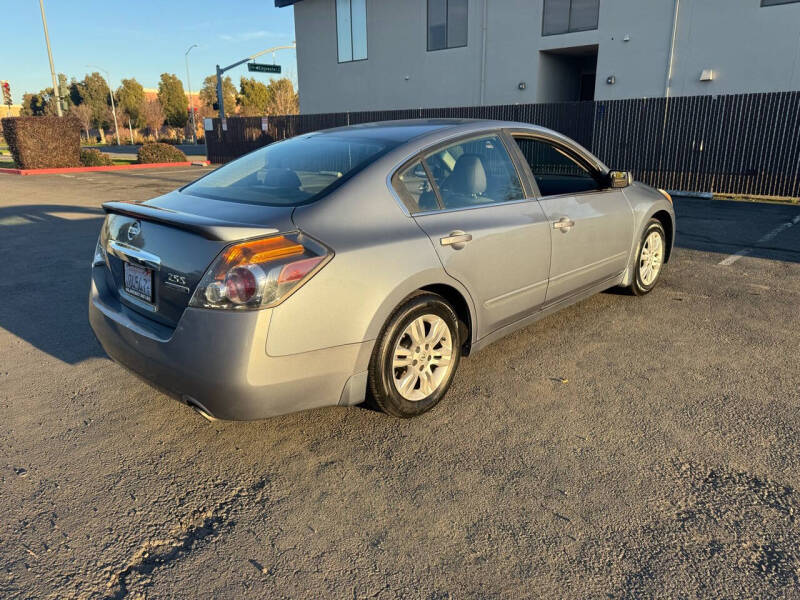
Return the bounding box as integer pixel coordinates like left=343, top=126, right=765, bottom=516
left=206, top=91, right=800, bottom=199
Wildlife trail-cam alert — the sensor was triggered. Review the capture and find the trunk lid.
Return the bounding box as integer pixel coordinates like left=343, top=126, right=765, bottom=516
left=100, top=191, right=296, bottom=328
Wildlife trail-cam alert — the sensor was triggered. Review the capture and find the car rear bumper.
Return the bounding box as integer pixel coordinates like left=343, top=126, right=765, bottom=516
left=88, top=270, right=372, bottom=420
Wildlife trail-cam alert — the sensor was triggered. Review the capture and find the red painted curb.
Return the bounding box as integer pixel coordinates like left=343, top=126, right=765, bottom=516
left=0, top=161, right=210, bottom=176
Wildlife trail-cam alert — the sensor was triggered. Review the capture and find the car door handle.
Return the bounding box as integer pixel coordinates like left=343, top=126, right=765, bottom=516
left=440, top=231, right=472, bottom=250
left=553, top=217, right=575, bottom=233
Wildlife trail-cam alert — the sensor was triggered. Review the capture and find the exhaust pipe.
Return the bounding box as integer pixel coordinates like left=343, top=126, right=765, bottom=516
left=182, top=395, right=217, bottom=422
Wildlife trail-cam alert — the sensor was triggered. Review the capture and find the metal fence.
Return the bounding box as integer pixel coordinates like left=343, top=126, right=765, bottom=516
left=206, top=91, right=800, bottom=199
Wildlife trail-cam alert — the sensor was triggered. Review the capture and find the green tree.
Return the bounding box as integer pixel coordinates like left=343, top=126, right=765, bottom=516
left=77, top=72, right=113, bottom=129
left=238, top=77, right=271, bottom=116
left=199, top=74, right=236, bottom=116
left=19, top=82, right=64, bottom=116
left=157, top=73, right=188, bottom=128
left=68, top=77, right=84, bottom=106
left=116, top=78, right=146, bottom=128
left=20, top=92, right=47, bottom=117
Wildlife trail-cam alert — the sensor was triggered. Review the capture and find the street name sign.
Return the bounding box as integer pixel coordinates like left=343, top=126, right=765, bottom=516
left=247, top=63, right=281, bottom=74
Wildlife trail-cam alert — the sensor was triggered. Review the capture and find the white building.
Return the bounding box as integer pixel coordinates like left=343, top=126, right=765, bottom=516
left=275, top=0, right=800, bottom=113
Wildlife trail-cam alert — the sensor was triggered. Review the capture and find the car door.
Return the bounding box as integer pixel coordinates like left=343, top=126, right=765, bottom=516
left=509, top=134, right=634, bottom=303
left=392, top=133, right=551, bottom=338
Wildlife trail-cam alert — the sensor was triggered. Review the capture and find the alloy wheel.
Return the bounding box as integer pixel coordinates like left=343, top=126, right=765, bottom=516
left=391, top=314, right=454, bottom=402
left=639, top=230, right=664, bottom=286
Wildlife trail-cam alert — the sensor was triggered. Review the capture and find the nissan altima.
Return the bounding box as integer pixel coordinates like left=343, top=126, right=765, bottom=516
left=89, top=119, right=675, bottom=420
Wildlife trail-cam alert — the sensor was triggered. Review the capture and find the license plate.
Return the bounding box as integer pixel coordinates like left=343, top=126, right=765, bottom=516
left=123, top=262, right=153, bottom=303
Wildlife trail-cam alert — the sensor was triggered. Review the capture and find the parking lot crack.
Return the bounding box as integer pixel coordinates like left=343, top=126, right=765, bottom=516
left=101, top=480, right=266, bottom=599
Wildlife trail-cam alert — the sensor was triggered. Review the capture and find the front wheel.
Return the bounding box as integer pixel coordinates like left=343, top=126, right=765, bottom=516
left=368, top=293, right=462, bottom=418
left=628, top=218, right=667, bottom=296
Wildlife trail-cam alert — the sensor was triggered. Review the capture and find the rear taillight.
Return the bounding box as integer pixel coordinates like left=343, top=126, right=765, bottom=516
left=189, top=232, right=331, bottom=310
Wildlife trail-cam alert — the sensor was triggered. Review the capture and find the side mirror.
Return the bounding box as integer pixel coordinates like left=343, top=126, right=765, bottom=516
left=609, top=170, right=633, bottom=188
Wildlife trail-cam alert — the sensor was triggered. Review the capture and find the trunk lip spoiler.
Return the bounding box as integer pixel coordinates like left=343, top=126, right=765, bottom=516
left=102, top=201, right=279, bottom=242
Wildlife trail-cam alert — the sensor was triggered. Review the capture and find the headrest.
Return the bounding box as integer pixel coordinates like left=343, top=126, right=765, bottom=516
left=447, top=154, right=487, bottom=196
left=262, top=167, right=301, bottom=190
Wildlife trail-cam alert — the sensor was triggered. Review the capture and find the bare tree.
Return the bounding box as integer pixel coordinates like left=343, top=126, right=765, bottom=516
left=266, top=78, right=299, bottom=116
left=70, top=103, right=93, bottom=141
left=143, top=99, right=165, bottom=141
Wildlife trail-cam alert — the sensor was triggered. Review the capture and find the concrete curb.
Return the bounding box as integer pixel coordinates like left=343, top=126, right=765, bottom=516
left=0, top=161, right=210, bottom=176
left=667, top=190, right=714, bottom=200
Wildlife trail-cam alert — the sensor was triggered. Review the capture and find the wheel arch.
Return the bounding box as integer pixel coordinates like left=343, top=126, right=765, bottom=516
left=651, top=209, right=674, bottom=263
left=365, top=274, right=477, bottom=357
left=419, top=283, right=474, bottom=355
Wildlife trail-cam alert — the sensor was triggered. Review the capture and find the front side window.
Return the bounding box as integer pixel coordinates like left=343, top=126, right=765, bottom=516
left=542, top=0, right=599, bottom=36
left=396, top=135, right=524, bottom=213
left=336, top=0, right=367, bottom=62
left=513, top=137, right=602, bottom=197
left=184, top=134, right=394, bottom=206
left=428, top=0, right=468, bottom=51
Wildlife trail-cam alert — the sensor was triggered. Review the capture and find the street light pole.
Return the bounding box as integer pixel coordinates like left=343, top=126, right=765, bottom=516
left=88, top=65, right=121, bottom=146
left=39, top=0, right=62, bottom=116
left=185, top=44, right=199, bottom=144
left=215, top=43, right=296, bottom=119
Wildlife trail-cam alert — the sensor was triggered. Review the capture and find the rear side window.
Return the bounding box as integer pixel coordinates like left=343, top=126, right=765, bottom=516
left=395, top=161, right=439, bottom=213
left=425, top=135, right=524, bottom=210
left=183, top=134, right=394, bottom=206
left=513, top=137, right=602, bottom=197
left=394, top=134, right=525, bottom=213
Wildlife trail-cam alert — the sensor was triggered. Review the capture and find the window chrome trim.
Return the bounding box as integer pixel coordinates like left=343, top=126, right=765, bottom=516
left=412, top=196, right=542, bottom=217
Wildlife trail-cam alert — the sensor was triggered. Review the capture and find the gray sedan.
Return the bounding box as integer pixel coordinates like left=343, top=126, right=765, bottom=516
left=89, top=119, right=675, bottom=420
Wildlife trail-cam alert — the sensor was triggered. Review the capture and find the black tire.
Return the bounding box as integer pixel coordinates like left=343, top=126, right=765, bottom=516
left=368, top=292, right=462, bottom=418
left=628, top=218, right=667, bottom=296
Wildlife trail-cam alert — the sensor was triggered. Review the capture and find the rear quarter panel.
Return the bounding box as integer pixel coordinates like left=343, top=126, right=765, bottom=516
left=267, top=169, right=476, bottom=356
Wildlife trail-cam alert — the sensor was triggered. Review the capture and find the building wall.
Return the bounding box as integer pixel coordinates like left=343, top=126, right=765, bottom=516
left=293, top=0, right=800, bottom=114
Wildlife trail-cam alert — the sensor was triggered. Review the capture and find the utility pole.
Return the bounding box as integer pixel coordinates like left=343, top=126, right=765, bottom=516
left=39, top=0, right=62, bottom=116
left=88, top=65, right=121, bottom=145
left=185, top=44, right=199, bottom=144
left=215, top=43, right=296, bottom=119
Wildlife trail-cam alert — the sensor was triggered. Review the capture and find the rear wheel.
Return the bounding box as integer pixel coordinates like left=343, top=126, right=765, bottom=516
left=628, top=218, right=666, bottom=296
left=368, top=293, right=462, bottom=418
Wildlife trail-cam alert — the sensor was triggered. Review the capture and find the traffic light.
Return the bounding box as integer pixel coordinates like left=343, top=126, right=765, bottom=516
left=1, top=81, right=11, bottom=106
left=59, top=80, right=69, bottom=110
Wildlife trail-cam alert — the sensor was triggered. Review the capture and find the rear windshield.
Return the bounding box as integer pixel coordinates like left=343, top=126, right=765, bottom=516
left=183, top=134, right=395, bottom=206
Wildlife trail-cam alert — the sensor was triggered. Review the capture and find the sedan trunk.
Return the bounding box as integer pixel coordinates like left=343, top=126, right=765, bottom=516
left=99, top=191, right=296, bottom=329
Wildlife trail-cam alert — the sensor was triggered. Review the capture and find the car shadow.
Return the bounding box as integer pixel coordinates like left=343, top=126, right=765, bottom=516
left=0, top=204, right=106, bottom=364
left=673, top=198, right=800, bottom=263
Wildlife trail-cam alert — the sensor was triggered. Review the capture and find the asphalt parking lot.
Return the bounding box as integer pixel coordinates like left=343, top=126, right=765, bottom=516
left=1, top=169, right=799, bottom=599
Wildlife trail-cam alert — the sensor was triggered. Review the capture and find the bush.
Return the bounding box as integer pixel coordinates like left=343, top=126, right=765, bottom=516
left=137, top=142, right=187, bottom=164
left=80, top=148, right=114, bottom=167
left=0, top=116, right=80, bottom=169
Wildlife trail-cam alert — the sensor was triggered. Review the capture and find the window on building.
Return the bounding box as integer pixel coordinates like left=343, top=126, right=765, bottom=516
left=542, top=0, right=599, bottom=36
left=761, top=0, right=800, bottom=5
left=336, top=0, right=367, bottom=62
left=427, top=0, right=468, bottom=51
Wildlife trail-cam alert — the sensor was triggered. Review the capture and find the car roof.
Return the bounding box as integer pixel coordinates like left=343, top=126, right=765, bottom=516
left=301, top=118, right=608, bottom=174
left=304, top=118, right=547, bottom=144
